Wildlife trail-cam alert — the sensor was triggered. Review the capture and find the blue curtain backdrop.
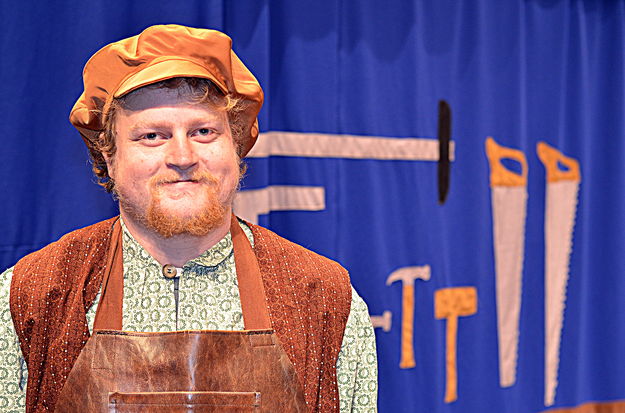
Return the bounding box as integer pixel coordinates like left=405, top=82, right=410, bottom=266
left=1, top=1, right=624, bottom=412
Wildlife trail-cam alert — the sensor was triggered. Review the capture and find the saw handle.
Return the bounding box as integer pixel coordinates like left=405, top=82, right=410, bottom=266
left=537, top=141, right=581, bottom=183
left=485, top=137, right=528, bottom=187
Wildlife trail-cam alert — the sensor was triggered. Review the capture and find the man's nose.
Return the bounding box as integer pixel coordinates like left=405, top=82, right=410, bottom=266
left=165, top=134, right=198, bottom=171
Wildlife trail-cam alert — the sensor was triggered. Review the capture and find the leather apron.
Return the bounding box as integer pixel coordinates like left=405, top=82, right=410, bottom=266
left=54, top=216, right=308, bottom=412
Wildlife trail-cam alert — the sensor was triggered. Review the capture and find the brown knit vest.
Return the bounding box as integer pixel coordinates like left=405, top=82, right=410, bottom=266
left=10, top=217, right=351, bottom=412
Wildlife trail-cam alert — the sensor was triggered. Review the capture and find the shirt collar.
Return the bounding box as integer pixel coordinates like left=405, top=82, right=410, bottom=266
left=120, top=217, right=234, bottom=269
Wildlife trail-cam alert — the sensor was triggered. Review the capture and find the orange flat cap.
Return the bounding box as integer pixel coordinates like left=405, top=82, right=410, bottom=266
left=70, top=24, right=264, bottom=156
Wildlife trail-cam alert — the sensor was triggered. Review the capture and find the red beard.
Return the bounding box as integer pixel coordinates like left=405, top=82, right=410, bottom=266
left=118, top=170, right=231, bottom=238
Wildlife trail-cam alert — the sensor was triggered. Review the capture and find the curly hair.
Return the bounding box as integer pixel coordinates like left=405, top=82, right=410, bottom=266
left=87, top=77, right=248, bottom=192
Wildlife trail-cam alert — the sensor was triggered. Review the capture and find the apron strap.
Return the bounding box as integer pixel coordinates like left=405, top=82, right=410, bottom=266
left=93, top=215, right=272, bottom=331
left=230, top=214, right=272, bottom=330
left=93, top=218, right=123, bottom=331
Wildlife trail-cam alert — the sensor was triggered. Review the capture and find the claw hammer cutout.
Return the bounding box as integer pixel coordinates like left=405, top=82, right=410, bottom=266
left=435, top=287, right=478, bottom=403
left=386, top=265, right=431, bottom=369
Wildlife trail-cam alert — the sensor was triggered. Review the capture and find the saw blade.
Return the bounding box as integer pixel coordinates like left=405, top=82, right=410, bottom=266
left=486, top=137, right=528, bottom=388
left=538, top=142, right=581, bottom=406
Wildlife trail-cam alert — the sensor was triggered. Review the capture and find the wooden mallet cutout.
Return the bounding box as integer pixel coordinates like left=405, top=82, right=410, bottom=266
left=435, top=286, right=478, bottom=403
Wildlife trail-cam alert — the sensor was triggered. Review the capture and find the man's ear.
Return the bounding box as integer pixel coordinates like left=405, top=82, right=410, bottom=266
left=100, top=132, right=116, bottom=178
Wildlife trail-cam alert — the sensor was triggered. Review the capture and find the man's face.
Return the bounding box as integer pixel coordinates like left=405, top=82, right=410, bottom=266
left=106, top=86, right=241, bottom=238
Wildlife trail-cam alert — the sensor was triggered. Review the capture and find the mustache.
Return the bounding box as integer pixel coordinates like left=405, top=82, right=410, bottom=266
left=150, top=171, right=219, bottom=186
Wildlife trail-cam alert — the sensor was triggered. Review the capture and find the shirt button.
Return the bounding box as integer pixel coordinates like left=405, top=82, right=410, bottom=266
left=162, top=265, right=178, bottom=279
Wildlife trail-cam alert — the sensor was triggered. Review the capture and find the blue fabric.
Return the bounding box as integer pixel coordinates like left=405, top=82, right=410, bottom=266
left=2, top=1, right=624, bottom=412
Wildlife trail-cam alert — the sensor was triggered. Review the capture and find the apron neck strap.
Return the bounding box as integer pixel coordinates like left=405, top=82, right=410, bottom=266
left=93, top=215, right=271, bottom=331
left=230, top=214, right=272, bottom=330
left=92, top=218, right=123, bottom=331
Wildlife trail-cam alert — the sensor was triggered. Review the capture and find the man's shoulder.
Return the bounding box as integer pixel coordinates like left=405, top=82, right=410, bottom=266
left=247, top=221, right=349, bottom=275
left=245, top=221, right=352, bottom=295
left=13, top=217, right=118, bottom=275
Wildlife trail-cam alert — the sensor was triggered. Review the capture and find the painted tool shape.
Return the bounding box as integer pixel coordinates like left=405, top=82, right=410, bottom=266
left=370, top=311, right=392, bottom=332
left=485, top=137, right=528, bottom=388
left=435, top=286, right=478, bottom=403
left=537, top=142, right=581, bottom=407
left=386, top=265, right=431, bottom=368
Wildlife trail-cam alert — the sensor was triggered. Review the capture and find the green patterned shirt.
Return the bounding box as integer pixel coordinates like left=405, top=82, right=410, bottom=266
left=0, top=220, right=377, bottom=412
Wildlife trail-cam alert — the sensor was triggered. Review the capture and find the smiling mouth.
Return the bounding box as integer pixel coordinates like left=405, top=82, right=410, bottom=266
left=162, top=179, right=200, bottom=185
left=157, top=181, right=203, bottom=200
left=152, top=171, right=218, bottom=188
left=156, top=180, right=204, bottom=192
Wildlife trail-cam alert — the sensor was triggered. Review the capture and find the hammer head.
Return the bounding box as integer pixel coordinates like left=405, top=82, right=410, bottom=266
left=434, top=287, right=477, bottom=319
left=386, top=265, right=431, bottom=287
left=370, top=311, right=392, bottom=332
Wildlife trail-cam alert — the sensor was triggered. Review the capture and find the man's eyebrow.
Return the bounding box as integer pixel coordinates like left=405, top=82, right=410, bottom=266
left=128, top=116, right=222, bottom=130
left=188, top=118, right=225, bottom=129
left=127, top=121, right=172, bottom=133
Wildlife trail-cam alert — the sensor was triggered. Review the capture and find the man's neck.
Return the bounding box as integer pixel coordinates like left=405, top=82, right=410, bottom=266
left=119, top=210, right=232, bottom=267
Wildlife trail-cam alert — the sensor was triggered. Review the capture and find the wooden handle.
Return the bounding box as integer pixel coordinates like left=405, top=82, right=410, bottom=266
left=445, top=315, right=458, bottom=403
left=485, top=137, right=528, bottom=187
left=400, top=285, right=416, bottom=369
left=537, top=141, right=581, bottom=183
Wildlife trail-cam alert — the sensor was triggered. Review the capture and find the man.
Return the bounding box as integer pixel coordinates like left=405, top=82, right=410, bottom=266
left=0, top=25, right=377, bottom=412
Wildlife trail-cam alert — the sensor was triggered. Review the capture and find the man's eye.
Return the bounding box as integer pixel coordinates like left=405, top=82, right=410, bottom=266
left=198, top=128, right=211, bottom=136
left=144, top=132, right=159, bottom=140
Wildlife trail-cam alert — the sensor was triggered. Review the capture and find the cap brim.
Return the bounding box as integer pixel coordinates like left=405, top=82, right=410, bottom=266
left=115, top=59, right=228, bottom=98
